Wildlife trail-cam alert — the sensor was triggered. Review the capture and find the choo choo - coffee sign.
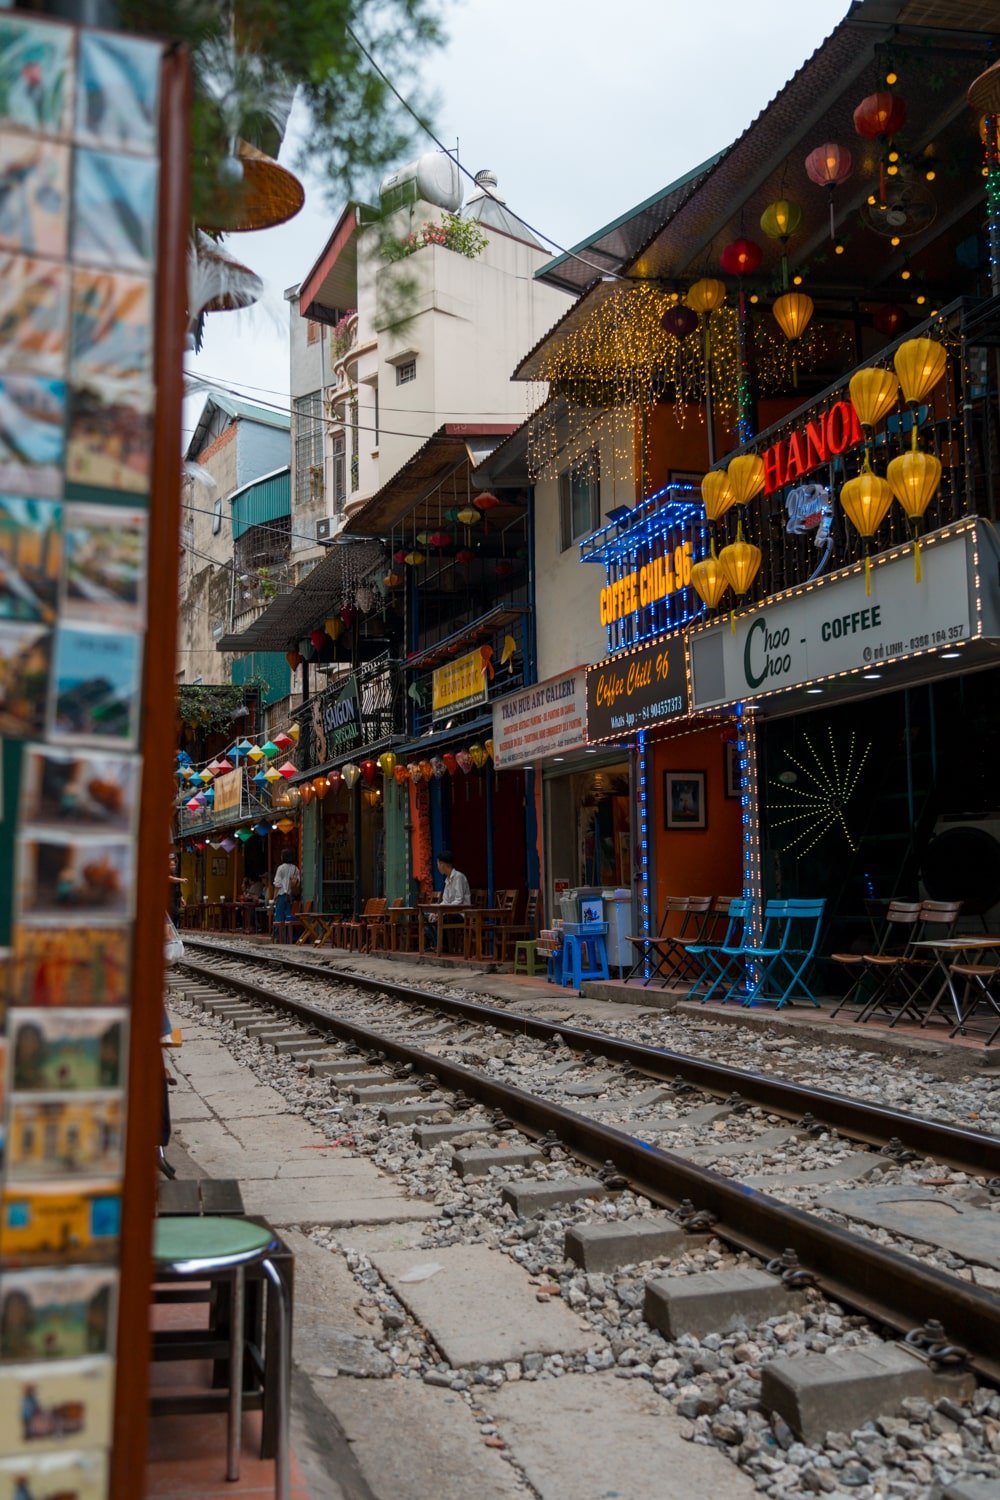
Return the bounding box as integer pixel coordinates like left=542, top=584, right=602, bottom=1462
left=689, top=526, right=976, bottom=710
left=586, top=635, right=689, bottom=742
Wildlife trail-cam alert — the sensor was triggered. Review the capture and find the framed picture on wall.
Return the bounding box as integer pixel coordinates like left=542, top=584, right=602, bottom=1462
left=724, top=741, right=741, bottom=799
left=664, top=770, right=706, bottom=830
left=210, top=856, right=227, bottom=876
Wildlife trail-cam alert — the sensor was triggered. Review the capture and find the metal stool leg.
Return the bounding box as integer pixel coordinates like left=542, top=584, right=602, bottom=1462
left=262, top=1257, right=291, bottom=1500
left=227, top=1264, right=245, bottom=1482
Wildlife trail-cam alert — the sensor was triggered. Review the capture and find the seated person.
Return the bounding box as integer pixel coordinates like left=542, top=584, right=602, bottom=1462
left=425, top=850, right=471, bottom=950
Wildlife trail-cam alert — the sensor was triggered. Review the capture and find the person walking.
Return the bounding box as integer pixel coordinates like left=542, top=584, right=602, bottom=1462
left=271, top=847, right=301, bottom=943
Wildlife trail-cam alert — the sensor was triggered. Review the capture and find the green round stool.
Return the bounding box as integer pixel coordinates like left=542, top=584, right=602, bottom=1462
left=153, top=1215, right=290, bottom=1499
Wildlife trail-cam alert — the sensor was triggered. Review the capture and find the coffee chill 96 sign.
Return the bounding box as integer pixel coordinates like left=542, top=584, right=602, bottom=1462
left=586, top=635, right=689, bottom=743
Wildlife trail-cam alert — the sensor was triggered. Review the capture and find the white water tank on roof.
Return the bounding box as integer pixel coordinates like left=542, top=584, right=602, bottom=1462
left=379, top=152, right=462, bottom=213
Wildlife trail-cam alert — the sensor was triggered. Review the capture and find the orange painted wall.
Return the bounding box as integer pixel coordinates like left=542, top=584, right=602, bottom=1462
left=643, top=398, right=804, bottom=490
left=651, top=726, right=742, bottom=921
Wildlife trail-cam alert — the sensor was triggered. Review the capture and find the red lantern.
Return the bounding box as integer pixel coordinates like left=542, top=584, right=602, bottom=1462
left=273, top=732, right=292, bottom=750
left=286, top=650, right=302, bottom=670
left=428, top=531, right=451, bottom=547
left=442, top=752, right=458, bottom=776
left=340, top=605, right=356, bottom=627
left=455, top=549, right=475, bottom=564
left=495, top=560, right=514, bottom=577
left=719, top=238, right=762, bottom=277
left=473, top=492, right=500, bottom=512
left=394, top=764, right=408, bottom=786
left=277, top=760, right=297, bottom=779
left=873, top=304, right=906, bottom=338
left=393, top=550, right=407, bottom=564
left=805, top=142, right=853, bottom=239
left=360, top=759, right=377, bottom=785
left=216, top=758, right=233, bottom=773
left=419, top=760, right=434, bottom=782
left=853, top=91, right=906, bottom=140
left=661, top=304, right=698, bottom=338
left=309, top=628, right=326, bottom=652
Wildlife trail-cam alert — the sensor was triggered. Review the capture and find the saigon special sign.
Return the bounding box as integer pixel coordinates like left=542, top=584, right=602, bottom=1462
left=586, top=636, right=689, bottom=742
left=689, top=526, right=976, bottom=710
left=311, top=675, right=362, bottom=763
left=492, top=670, right=586, bottom=768
left=432, top=649, right=487, bottom=718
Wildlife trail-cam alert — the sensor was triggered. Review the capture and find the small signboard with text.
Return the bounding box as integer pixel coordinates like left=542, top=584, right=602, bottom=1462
left=492, top=670, right=587, bottom=768
left=311, top=675, right=362, bottom=763
left=432, top=649, right=488, bottom=719
left=586, top=635, right=689, bottom=743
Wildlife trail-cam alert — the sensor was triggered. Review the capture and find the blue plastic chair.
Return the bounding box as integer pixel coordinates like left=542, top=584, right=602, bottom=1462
left=562, top=928, right=609, bottom=988
left=720, top=899, right=791, bottom=1005
left=743, top=898, right=826, bottom=1008
left=686, top=898, right=749, bottom=1002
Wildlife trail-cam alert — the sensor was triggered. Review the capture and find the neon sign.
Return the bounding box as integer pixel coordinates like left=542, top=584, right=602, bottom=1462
left=763, top=400, right=863, bottom=494
left=599, top=542, right=694, bottom=627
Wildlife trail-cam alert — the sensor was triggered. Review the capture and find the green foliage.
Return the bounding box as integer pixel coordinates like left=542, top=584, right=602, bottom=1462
left=118, top=0, right=445, bottom=220
left=177, top=677, right=266, bottom=734
left=382, top=213, right=489, bottom=263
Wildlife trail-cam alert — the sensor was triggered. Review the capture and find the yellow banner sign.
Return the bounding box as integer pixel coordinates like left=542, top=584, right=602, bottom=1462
left=432, top=649, right=487, bottom=717
left=213, top=767, right=242, bottom=814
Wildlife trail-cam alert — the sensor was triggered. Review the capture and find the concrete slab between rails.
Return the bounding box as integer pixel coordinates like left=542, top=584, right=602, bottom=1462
left=741, top=1151, right=888, bottom=1188
left=943, top=1482, right=1000, bottom=1500
left=414, top=1121, right=493, bottom=1147
left=490, top=1371, right=756, bottom=1500
left=330, top=1072, right=396, bottom=1092
left=502, top=1177, right=608, bottom=1215
left=688, top=1127, right=802, bottom=1163
left=380, top=1102, right=453, bottom=1126
left=761, top=1342, right=976, bottom=1445
left=311, top=1058, right=370, bottom=1077
left=819, top=1185, right=1000, bottom=1269
left=630, top=1103, right=734, bottom=1134
left=304, top=1374, right=523, bottom=1500
left=353, top=1083, right=425, bottom=1104
left=452, top=1145, right=542, bottom=1179
left=564, top=1218, right=704, bottom=1273
left=370, top=1244, right=601, bottom=1366
left=644, top=1268, right=800, bottom=1340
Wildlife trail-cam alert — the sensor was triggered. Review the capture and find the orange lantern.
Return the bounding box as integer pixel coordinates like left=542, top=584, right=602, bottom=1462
left=312, top=775, right=330, bottom=800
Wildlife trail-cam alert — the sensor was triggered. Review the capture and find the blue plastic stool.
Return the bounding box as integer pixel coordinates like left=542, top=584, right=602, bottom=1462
left=561, top=932, right=609, bottom=988
left=546, top=948, right=564, bottom=984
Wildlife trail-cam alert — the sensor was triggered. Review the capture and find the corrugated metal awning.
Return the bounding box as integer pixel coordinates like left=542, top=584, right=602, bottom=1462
left=343, top=425, right=517, bottom=536
left=231, top=468, right=290, bottom=541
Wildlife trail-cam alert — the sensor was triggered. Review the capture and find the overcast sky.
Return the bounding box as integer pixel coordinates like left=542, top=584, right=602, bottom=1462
left=184, top=0, right=849, bottom=442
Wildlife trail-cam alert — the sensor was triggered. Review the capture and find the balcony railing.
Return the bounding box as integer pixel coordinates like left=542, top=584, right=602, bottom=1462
left=176, top=776, right=273, bottom=836
left=699, top=297, right=1000, bottom=609
left=408, top=612, right=529, bottom=738
left=292, top=653, right=406, bottom=772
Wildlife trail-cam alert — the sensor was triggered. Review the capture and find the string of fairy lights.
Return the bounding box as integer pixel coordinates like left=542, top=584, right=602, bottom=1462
left=524, top=285, right=850, bottom=483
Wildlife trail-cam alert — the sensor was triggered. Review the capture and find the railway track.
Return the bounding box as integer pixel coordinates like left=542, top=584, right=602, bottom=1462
left=175, top=942, right=1000, bottom=1391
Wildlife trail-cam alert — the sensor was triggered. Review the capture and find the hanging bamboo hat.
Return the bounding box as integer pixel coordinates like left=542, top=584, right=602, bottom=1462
left=968, top=61, right=1000, bottom=117
left=188, top=231, right=263, bottom=316
left=198, top=139, right=305, bottom=234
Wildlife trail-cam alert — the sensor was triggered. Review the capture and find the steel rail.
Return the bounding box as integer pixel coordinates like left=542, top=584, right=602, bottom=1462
left=184, top=937, right=1000, bottom=1175
left=178, top=956, right=1000, bottom=1385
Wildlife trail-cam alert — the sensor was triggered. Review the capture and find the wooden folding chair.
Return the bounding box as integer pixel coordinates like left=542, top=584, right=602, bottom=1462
left=829, top=901, right=922, bottom=1017
left=631, top=897, right=714, bottom=988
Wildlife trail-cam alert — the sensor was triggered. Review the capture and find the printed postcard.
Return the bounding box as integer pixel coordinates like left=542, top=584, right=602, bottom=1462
left=0, top=1447, right=109, bottom=1500
left=10, top=926, right=128, bottom=1009
left=0, top=1182, right=121, bottom=1270
left=0, top=1265, right=116, bottom=1361
left=0, top=136, right=69, bottom=261
left=49, top=625, right=139, bottom=747
left=0, top=14, right=73, bottom=138
left=0, top=497, right=61, bottom=626
left=9, top=1008, right=126, bottom=1092
left=20, top=745, right=138, bottom=835
left=62, top=504, right=145, bottom=626
left=6, top=1095, right=123, bottom=1183
left=0, top=1354, right=113, bottom=1454
left=0, top=254, right=69, bottom=378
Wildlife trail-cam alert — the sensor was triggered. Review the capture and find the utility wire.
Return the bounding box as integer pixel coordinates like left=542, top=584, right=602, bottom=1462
left=191, top=368, right=547, bottom=421
left=345, top=23, right=625, bottom=284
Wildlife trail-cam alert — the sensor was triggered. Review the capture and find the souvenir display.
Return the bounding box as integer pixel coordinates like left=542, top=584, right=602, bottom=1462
left=0, top=11, right=165, bottom=1489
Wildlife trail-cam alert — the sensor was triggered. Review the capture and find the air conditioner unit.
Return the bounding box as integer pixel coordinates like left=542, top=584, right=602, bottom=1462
left=316, top=517, right=333, bottom=543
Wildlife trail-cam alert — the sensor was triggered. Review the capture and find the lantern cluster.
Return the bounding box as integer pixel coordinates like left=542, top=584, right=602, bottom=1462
left=842, top=337, right=947, bottom=588
left=693, top=455, right=765, bottom=628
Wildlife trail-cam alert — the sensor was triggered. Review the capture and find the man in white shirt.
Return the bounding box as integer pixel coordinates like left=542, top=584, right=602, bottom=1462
left=426, top=849, right=471, bottom=949
left=271, top=847, right=300, bottom=940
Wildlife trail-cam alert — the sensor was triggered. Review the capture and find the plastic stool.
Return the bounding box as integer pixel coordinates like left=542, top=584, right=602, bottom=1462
left=545, top=948, right=563, bottom=984
left=153, top=1215, right=291, bottom=1499
left=513, top=940, right=540, bottom=975
left=561, top=933, right=609, bottom=989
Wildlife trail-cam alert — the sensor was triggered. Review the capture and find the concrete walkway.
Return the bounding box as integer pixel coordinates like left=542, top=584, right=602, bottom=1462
left=163, top=1009, right=758, bottom=1500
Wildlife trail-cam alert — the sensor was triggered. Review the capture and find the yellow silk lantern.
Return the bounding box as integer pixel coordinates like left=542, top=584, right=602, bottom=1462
left=378, top=751, right=397, bottom=778
left=469, top=744, right=487, bottom=770
left=247, top=745, right=264, bottom=763
left=456, top=508, right=480, bottom=526
left=484, top=738, right=494, bottom=760
left=719, top=536, right=762, bottom=632
left=726, top=454, right=765, bottom=506
left=840, top=467, right=892, bottom=594
left=701, top=470, right=736, bottom=522
left=264, top=766, right=281, bottom=783
left=849, top=367, right=898, bottom=430
left=686, top=278, right=726, bottom=314
left=690, top=555, right=730, bottom=610
left=760, top=198, right=802, bottom=241
left=275, top=817, right=296, bottom=833
left=383, top=571, right=403, bottom=588
left=894, top=337, right=947, bottom=406
left=404, top=550, right=426, bottom=566
left=288, top=722, right=300, bottom=743
left=772, top=291, right=813, bottom=342
left=772, top=292, right=813, bottom=386
left=886, top=450, right=941, bottom=582
left=324, top=616, right=343, bottom=640
left=199, top=769, right=214, bottom=784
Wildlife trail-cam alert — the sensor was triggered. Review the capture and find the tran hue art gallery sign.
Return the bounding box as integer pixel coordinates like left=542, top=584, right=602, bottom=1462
left=492, top=670, right=587, bottom=768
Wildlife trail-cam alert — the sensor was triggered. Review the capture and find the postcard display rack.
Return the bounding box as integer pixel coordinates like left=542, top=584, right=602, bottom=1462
left=0, top=14, right=188, bottom=1499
